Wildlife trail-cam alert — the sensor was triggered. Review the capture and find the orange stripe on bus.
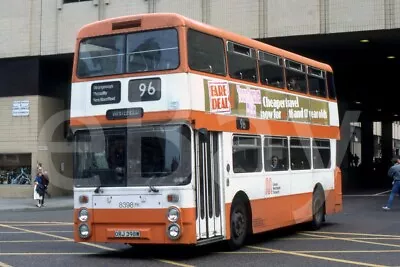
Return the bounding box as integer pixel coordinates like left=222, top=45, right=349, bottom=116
left=70, top=110, right=340, bottom=139
left=224, top=189, right=338, bottom=240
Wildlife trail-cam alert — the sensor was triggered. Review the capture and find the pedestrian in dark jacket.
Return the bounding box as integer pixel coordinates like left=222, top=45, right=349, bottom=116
left=43, top=170, right=51, bottom=199
left=33, top=169, right=44, bottom=207
left=383, top=156, right=400, bottom=210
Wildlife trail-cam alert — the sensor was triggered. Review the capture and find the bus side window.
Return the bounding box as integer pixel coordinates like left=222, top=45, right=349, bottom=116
left=308, top=67, right=327, bottom=98
left=290, top=138, right=311, bottom=170
left=312, top=139, right=331, bottom=169
left=232, top=135, right=262, bottom=173
left=285, top=60, right=307, bottom=94
left=187, top=29, right=226, bottom=76
left=327, top=71, right=337, bottom=100
left=264, top=136, right=289, bottom=171
left=227, top=41, right=258, bottom=83
left=259, top=52, right=285, bottom=89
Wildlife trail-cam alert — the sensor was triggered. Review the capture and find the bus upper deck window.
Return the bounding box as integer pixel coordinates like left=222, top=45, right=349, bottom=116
left=308, top=67, right=327, bottom=98
left=227, top=41, right=258, bottom=83
left=285, top=60, right=307, bottom=94
left=187, top=29, right=226, bottom=76
left=327, top=72, right=337, bottom=100
left=77, top=35, right=126, bottom=78
left=126, top=28, right=179, bottom=73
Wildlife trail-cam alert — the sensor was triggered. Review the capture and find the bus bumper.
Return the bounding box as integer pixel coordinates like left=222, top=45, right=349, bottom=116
left=73, top=207, right=197, bottom=245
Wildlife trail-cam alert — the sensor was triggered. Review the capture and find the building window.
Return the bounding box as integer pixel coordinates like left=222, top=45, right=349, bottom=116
left=0, top=154, right=32, bottom=185
left=232, top=135, right=262, bottom=173
left=64, top=0, right=91, bottom=3
left=264, top=136, right=289, bottom=171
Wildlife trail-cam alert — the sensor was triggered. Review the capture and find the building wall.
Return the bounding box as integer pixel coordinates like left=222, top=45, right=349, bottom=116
left=0, top=95, right=72, bottom=198
left=0, top=95, right=38, bottom=197
left=37, top=96, right=73, bottom=196
left=328, top=0, right=385, bottom=33
left=266, top=0, right=321, bottom=37
left=0, top=0, right=41, bottom=58
left=1, top=0, right=400, bottom=58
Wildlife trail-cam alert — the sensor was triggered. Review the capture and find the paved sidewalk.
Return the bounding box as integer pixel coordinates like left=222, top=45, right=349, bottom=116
left=0, top=196, right=73, bottom=211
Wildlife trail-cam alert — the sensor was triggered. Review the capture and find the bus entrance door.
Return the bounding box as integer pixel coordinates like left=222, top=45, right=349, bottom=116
left=195, top=131, right=223, bottom=242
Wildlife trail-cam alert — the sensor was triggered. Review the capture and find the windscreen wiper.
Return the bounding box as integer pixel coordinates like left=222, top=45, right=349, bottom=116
left=148, top=176, right=159, bottom=193
left=94, top=185, right=102, bottom=193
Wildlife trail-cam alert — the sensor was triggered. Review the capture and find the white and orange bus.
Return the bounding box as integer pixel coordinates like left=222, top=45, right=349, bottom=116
left=71, top=13, right=342, bottom=250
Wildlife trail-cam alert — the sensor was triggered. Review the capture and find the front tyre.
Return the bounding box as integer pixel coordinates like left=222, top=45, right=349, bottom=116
left=227, top=200, right=248, bottom=250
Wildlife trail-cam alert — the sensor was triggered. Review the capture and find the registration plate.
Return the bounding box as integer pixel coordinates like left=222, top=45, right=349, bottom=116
left=114, top=230, right=140, bottom=238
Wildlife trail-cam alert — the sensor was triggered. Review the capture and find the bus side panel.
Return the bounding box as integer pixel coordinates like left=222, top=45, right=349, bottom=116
left=291, top=170, right=315, bottom=224
left=249, top=195, right=294, bottom=234
left=324, top=168, right=342, bottom=215
left=291, top=192, right=313, bottom=224
left=222, top=133, right=293, bottom=239
left=334, top=167, right=343, bottom=213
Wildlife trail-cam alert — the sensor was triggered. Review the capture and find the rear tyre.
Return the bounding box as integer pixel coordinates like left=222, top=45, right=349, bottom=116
left=310, top=188, right=325, bottom=230
left=227, top=200, right=248, bottom=250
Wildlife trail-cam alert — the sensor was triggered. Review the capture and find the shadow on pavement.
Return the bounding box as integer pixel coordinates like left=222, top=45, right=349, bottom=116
left=84, top=222, right=338, bottom=261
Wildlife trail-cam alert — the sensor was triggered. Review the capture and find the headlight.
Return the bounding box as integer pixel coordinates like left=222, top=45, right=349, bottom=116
left=79, top=224, right=90, bottom=239
left=167, top=206, right=180, bottom=222
left=78, top=208, right=89, bottom=222
left=166, top=223, right=181, bottom=240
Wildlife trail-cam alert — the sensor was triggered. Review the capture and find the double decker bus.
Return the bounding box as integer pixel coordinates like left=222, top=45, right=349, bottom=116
left=71, top=13, right=342, bottom=250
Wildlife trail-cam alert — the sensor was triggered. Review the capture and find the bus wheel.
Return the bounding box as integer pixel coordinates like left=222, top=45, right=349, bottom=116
left=311, top=188, right=325, bottom=230
left=228, top=200, right=248, bottom=250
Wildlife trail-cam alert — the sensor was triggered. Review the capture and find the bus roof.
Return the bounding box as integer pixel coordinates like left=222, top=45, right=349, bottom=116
left=76, top=13, right=332, bottom=72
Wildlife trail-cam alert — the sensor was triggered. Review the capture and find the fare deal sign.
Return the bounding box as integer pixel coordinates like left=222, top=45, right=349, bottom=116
left=203, top=79, right=330, bottom=125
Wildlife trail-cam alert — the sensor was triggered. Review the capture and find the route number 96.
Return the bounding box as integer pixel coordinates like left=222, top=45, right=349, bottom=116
left=129, top=78, right=161, bottom=102
left=139, top=82, right=156, bottom=97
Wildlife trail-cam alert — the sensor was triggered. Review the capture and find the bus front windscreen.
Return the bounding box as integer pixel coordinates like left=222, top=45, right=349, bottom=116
left=77, top=28, right=179, bottom=78
left=73, top=125, right=192, bottom=188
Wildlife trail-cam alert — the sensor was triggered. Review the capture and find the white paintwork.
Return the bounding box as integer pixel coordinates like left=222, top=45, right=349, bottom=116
left=70, top=73, right=191, bottom=119
left=329, top=101, right=340, bottom=127
left=92, top=194, right=163, bottom=209
left=74, top=186, right=195, bottom=209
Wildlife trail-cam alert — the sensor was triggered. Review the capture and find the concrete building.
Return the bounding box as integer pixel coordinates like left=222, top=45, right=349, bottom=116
left=1, top=0, right=400, bottom=197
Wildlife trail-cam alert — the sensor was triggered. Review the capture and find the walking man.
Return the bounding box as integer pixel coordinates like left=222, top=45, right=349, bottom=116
left=382, top=156, right=400, bottom=210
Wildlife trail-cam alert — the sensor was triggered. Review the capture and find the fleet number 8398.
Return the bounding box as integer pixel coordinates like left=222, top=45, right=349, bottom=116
left=118, top=202, right=139, bottom=208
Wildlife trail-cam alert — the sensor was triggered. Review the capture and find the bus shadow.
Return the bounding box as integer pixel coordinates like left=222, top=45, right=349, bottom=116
left=86, top=222, right=339, bottom=261
left=247, top=221, right=339, bottom=246
left=87, top=244, right=217, bottom=261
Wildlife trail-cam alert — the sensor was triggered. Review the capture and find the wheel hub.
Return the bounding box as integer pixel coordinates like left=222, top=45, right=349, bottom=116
left=232, top=211, right=245, bottom=237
